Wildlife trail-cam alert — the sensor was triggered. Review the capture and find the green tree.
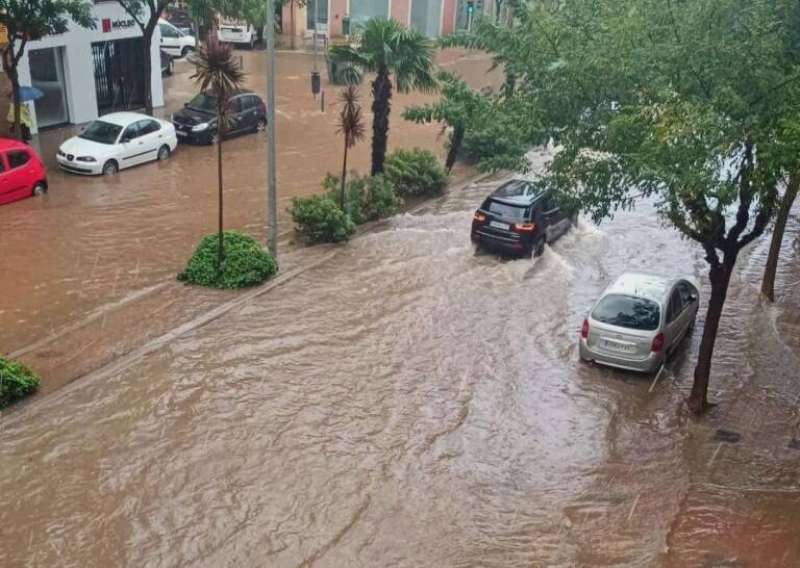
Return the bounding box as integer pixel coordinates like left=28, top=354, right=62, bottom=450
left=115, top=0, right=176, bottom=115
left=329, top=18, right=437, bottom=175
left=403, top=71, right=490, bottom=172
left=0, top=0, right=94, bottom=139
left=460, top=0, right=800, bottom=413
left=336, top=85, right=366, bottom=210
left=190, top=40, right=246, bottom=273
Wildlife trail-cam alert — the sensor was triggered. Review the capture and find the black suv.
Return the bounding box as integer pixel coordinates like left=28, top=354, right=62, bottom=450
left=172, top=90, right=267, bottom=145
left=471, top=179, right=574, bottom=257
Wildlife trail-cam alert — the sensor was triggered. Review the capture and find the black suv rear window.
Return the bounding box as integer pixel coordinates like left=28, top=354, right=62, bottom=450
left=592, top=294, right=660, bottom=331
left=487, top=200, right=529, bottom=220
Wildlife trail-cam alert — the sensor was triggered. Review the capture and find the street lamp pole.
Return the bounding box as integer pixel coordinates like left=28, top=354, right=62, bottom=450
left=313, top=0, right=318, bottom=73
left=266, top=0, right=278, bottom=259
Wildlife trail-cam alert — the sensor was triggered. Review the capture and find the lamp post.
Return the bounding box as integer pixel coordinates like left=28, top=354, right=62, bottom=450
left=266, top=0, right=278, bottom=258
left=310, top=0, right=321, bottom=105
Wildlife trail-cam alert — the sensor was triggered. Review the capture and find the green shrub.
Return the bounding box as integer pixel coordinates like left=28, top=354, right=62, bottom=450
left=178, top=231, right=278, bottom=289
left=362, top=174, right=402, bottom=220
left=0, top=357, right=40, bottom=409
left=323, top=173, right=402, bottom=224
left=384, top=148, right=448, bottom=197
left=290, top=194, right=356, bottom=244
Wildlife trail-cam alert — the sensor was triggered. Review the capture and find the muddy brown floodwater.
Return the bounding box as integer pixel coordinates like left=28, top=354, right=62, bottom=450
left=1, top=148, right=799, bottom=566
left=0, top=49, right=492, bottom=356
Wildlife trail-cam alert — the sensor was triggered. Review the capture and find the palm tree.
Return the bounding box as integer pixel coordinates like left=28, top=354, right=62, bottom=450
left=190, top=40, right=245, bottom=274
left=336, top=85, right=366, bottom=210
left=329, top=18, right=437, bottom=175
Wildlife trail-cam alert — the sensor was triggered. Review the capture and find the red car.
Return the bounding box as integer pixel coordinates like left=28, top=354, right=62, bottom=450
left=0, top=138, right=48, bottom=206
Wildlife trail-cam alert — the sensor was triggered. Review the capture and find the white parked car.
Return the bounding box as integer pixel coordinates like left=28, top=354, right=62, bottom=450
left=218, top=20, right=257, bottom=48
left=57, top=112, right=178, bottom=176
left=158, top=18, right=196, bottom=58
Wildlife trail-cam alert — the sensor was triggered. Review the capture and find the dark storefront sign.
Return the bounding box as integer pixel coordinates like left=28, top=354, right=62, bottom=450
left=92, top=37, right=145, bottom=114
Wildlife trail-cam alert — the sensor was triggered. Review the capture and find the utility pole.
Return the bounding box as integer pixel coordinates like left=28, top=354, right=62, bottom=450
left=266, top=0, right=278, bottom=259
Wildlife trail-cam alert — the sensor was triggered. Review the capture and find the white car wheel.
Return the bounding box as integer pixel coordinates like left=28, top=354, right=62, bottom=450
left=157, top=145, right=171, bottom=161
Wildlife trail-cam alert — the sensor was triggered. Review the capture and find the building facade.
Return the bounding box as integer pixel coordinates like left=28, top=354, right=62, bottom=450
left=17, top=2, right=164, bottom=134
left=283, top=0, right=494, bottom=40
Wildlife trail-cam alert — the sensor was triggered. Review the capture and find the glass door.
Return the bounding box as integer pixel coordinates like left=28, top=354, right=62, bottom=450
left=349, top=0, right=389, bottom=30
left=29, top=47, right=70, bottom=128
left=411, top=0, right=443, bottom=37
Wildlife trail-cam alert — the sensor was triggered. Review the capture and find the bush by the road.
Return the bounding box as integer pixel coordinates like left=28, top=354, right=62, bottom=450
left=178, top=231, right=278, bottom=289
left=384, top=148, right=448, bottom=198
left=323, top=173, right=402, bottom=225
left=290, top=195, right=356, bottom=244
left=0, top=357, right=40, bottom=409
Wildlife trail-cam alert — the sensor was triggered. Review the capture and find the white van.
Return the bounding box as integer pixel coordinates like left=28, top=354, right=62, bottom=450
left=158, top=19, right=197, bottom=58
left=218, top=20, right=257, bottom=49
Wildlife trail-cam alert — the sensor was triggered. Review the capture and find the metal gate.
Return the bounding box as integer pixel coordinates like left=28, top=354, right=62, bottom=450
left=92, top=38, right=145, bottom=114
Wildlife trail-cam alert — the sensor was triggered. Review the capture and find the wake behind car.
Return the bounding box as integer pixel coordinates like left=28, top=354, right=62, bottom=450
left=471, top=179, right=575, bottom=257
left=579, top=272, right=700, bottom=374
left=0, top=138, right=48, bottom=206
left=57, top=113, right=178, bottom=176
left=172, top=90, right=267, bottom=145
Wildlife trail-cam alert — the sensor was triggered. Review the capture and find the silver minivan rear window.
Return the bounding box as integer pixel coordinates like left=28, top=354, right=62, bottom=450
left=592, top=294, right=660, bottom=331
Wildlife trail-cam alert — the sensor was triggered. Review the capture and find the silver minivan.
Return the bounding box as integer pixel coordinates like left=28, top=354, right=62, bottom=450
left=579, top=272, right=700, bottom=373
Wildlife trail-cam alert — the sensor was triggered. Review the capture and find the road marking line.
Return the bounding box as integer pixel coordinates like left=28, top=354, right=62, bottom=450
left=626, top=494, right=640, bottom=522
left=648, top=365, right=665, bottom=392
left=707, top=442, right=724, bottom=467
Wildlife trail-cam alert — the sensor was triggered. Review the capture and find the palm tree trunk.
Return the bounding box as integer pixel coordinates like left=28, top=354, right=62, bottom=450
left=217, top=118, right=225, bottom=275
left=761, top=173, right=799, bottom=302
left=341, top=143, right=349, bottom=210
left=370, top=67, right=392, bottom=175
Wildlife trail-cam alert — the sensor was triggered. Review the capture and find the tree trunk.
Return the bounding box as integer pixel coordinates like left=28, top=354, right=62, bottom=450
left=142, top=31, right=154, bottom=115
left=290, top=0, right=296, bottom=50
left=340, top=143, right=348, bottom=210
left=217, top=115, right=225, bottom=275
left=10, top=69, right=21, bottom=142
left=688, top=256, right=736, bottom=414
left=761, top=173, right=799, bottom=302
left=370, top=68, right=392, bottom=176
left=446, top=125, right=465, bottom=172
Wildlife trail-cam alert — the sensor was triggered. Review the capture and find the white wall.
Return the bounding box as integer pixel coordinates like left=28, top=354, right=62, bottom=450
left=17, top=2, right=163, bottom=134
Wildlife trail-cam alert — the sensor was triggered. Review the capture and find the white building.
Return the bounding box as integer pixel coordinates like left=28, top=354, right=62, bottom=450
left=18, top=2, right=163, bottom=134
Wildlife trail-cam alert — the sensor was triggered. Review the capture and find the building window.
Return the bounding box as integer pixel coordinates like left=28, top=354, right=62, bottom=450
left=411, top=0, right=443, bottom=37
left=306, top=0, right=329, bottom=31
left=349, top=0, right=389, bottom=29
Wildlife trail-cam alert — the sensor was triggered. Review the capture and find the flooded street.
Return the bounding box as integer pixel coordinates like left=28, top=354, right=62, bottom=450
left=2, top=156, right=799, bottom=565
left=0, top=49, right=487, bottom=356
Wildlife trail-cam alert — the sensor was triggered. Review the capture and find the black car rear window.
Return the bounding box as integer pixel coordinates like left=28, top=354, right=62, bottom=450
left=592, top=294, right=660, bottom=331
left=487, top=200, right=529, bottom=220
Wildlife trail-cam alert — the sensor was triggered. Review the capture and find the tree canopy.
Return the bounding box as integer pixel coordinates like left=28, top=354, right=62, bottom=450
left=449, top=0, right=800, bottom=412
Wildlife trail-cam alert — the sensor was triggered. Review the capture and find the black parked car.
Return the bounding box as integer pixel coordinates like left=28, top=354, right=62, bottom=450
left=471, top=179, right=575, bottom=257
left=171, top=90, right=267, bottom=145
